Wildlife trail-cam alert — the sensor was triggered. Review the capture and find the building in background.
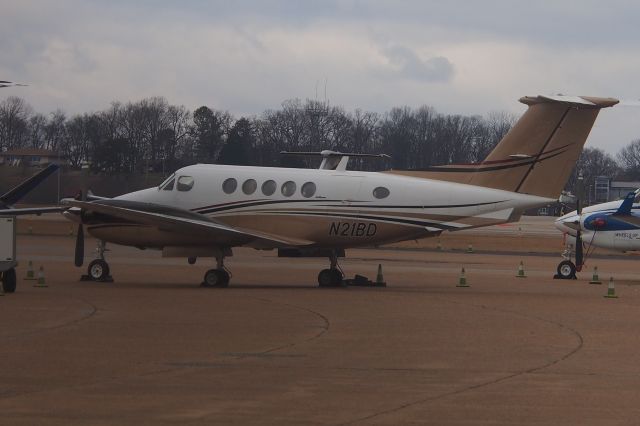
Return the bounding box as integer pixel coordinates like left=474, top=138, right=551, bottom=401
left=609, top=180, right=640, bottom=200
left=0, top=149, right=67, bottom=167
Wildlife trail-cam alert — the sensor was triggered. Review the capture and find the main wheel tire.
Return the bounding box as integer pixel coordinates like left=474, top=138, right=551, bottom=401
left=203, top=269, right=230, bottom=287
left=557, top=260, right=577, bottom=279
left=88, top=259, right=110, bottom=281
left=2, top=268, right=16, bottom=293
left=318, top=268, right=344, bottom=287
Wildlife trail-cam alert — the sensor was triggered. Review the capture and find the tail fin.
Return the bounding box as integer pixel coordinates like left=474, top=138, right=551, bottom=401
left=0, top=163, right=59, bottom=208
left=389, top=95, right=618, bottom=198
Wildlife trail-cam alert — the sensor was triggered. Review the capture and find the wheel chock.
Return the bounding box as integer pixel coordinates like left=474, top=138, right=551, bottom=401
left=80, top=274, right=114, bottom=282
left=604, top=277, right=618, bottom=298
left=589, top=266, right=602, bottom=285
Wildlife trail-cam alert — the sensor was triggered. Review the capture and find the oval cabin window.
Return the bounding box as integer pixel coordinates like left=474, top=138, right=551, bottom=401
left=242, top=179, right=257, bottom=195
left=281, top=181, right=296, bottom=197
left=373, top=186, right=390, bottom=199
left=222, top=178, right=237, bottom=194
left=301, top=182, right=316, bottom=198
left=262, top=180, right=276, bottom=196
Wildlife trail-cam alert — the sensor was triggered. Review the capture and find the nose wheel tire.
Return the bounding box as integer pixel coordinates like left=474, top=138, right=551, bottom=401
left=557, top=260, right=577, bottom=279
left=318, top=268, right=344, bottom=287
left=203, top=269, right=230, bottom=287
left=88, top=259, right=110, bottom=281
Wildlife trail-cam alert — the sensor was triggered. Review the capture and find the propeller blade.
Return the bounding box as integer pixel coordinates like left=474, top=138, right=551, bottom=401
left=575, top=230, right=584, bottom=271
left=74, top=224, right=84, bottom=267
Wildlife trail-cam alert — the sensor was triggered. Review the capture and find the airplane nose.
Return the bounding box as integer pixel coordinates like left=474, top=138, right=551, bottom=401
left=554, top=213, right=580, bottom=236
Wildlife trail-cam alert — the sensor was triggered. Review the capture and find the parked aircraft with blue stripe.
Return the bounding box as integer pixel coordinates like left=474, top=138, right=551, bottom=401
left=554, top=191, right=640, bottom=278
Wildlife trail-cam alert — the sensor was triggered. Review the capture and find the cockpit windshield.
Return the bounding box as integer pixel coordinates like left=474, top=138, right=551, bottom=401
left=634, top=188, right=640, bottom=203
left=159, top=173, right=176, bottom=191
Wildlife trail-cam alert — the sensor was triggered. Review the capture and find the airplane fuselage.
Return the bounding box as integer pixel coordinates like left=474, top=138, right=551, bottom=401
left=72, top=164, right=553, bottom=251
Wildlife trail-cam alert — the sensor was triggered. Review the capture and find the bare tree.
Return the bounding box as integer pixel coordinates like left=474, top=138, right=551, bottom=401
left=617, top=139, right=640, bottom=180
left=44, top=109, right=67, bottom=152
left=27, top=113, right=47, bottom=149
left=0, top=96, right=32, bottom=150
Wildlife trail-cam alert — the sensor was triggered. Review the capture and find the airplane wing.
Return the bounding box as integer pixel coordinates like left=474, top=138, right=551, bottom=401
left=63, top=199, right=314, bottom=248
left=613, top=215, right=640, bottom=227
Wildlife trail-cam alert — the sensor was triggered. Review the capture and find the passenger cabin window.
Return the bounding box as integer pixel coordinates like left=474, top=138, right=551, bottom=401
left=373, top=187, right=390, bottom=199
left=281, top=181, right=296, bottom=197
left=177, top=176, right=194, bottom=192
left=162, top=178, right=175, bottom=191
left=262, top=180, right=276, bottom=196
left=222, top=178, right=237, bottom=194
left=242, top=179, right=257, bottom=195
left=301, top=182, right=316, bottom=198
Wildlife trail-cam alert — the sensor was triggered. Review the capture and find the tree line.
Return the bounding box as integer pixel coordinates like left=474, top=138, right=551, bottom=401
left=0, top=95, right=637, bottom=194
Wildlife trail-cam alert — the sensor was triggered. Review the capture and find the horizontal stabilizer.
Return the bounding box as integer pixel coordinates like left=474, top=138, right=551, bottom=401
left=281, top=150, right=390, bottom=171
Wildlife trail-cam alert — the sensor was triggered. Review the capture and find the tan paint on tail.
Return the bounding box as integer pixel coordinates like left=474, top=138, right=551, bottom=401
left=388, top=95, right=618, bottom=198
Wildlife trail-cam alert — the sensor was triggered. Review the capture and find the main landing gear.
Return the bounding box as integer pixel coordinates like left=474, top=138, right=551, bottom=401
left=82, top=240, right=113, bottom=282
left=317, top=252, right=345, bottom=287
left=201, top=249, right=232, bottom=288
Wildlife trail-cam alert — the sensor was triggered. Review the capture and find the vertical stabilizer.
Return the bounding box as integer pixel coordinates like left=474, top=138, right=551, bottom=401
left=389, top=95, right=618, bottom=199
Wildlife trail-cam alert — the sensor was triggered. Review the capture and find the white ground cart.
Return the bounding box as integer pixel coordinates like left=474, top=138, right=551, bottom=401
left=0, top=216, right=17, bottom=293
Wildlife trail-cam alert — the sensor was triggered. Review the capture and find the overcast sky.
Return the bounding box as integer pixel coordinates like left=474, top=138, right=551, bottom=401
left=2, top=0, right=639, bottom=154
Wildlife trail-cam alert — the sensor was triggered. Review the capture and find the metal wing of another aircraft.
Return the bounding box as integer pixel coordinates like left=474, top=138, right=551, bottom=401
left=0, top=164, right=65, bottom=216
left=63, top=199, right=314, bottom=248
left=0, top=206, right=67, bottom=216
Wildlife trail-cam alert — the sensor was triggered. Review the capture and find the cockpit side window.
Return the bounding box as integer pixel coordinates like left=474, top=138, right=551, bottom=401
left=177, top=176, right=195, bottom=192
left=634, top=189, right=640, bottom=203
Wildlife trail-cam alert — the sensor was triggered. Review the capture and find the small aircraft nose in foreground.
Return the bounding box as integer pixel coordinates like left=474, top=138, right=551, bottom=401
left=555, top=212, right=581, bottom=235
left=554, top=190, right=640, bottom=279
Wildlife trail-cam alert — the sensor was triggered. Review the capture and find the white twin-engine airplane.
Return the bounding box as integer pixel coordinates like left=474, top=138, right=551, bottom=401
left=2, top=95, right=619, bottom=287
left=554, top=189, right=640, bottom=279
